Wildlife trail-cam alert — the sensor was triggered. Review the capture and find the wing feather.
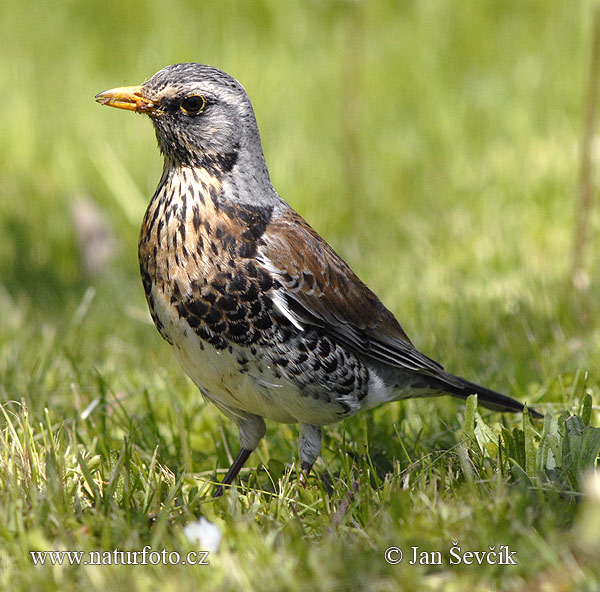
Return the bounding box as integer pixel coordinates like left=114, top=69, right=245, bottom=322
left=258, top=208, right=455, bottom=382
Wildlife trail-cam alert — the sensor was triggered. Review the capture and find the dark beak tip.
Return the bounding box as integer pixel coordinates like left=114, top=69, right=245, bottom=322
left=94, top=90, right=112, bottom=105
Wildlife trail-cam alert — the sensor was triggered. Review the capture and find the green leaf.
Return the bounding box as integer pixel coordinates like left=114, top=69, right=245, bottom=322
left=464, top=394, right=477, bottom=443
left=582, top=392, right=593, bottom=427
left=523, top=411, right=537, bottom=477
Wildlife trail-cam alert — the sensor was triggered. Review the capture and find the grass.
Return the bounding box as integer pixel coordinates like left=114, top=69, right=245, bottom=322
left=1, top=0, right=600, bottom=590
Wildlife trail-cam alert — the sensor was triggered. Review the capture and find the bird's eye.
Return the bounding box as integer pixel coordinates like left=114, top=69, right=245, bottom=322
left=180, top=95, right=206, bottom=115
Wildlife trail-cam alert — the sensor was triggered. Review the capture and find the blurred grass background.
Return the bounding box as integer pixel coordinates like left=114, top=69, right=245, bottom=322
left=1, top=0, right=600, bottom=590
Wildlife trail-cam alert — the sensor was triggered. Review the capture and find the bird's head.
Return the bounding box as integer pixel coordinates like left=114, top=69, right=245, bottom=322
left=96, top=63, right=263, bottom=171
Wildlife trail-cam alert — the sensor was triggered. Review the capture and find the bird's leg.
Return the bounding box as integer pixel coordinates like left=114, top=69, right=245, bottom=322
left=212, top=411, right=265, bottom=498
left=299, top=461, right=313, bottom=488
left=213, top=448, right=252, bottom=498
left=298, top=423, right=322, bottom=487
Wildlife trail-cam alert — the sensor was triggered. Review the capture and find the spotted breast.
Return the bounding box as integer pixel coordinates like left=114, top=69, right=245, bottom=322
left=138, top=159, right=371, bottom=428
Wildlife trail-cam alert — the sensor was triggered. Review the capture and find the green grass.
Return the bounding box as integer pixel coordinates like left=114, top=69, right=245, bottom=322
left=1, top=0, right=600, bottom=590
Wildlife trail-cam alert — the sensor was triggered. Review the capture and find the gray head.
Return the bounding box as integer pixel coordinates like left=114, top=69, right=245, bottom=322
left=96, top=63, right=268, bottom=173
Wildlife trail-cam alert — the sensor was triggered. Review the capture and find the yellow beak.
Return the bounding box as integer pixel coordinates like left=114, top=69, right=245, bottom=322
left=95, top=85, right=158, bottom=115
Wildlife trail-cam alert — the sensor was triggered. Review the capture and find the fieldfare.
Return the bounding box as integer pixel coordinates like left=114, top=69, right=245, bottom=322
left=96, top=63, right=541, bottom=496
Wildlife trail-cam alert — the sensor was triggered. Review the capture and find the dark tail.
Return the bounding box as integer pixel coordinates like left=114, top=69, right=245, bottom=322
left=426, top=374, right=543, bottom=419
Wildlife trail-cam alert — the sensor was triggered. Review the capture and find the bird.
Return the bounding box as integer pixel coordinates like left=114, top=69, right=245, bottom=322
left=96, top=63, right=541, bottom=496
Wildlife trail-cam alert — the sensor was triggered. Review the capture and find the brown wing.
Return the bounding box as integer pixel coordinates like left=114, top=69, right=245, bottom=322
left=259, top=208, right=452, bottom=377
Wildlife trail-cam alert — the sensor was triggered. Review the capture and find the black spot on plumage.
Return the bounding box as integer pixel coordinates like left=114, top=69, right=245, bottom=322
left=204, top=308, right=223, bottom=325
left=211, top=320, right=227, bottom=334
left=239, top=282, right=259, bottom=302
left=323, top=358, right=338, bottom=374
left=149, top=200, right=161, bottom=228
left=202, top=291, right=217, bottom=305
left=305, top=333, right=319, bottom=350
left=187, top=299, right=210, bottom=318
left=140, top=268, right=153, bottom=298
left=192, top=203, right=201, bottom=231
left=254, top=314, right=272, bottom=330
left=194, top=324, right=210, bottom=340
left=218, top=149, right=239, bottom=173
left=295, top=351, right=308, bottom=364
left=179, top=197, right=186, bottom=223
left=228, top=321, right=250, bottom=338
left=238, top=242, right=255, bottom=258
left=257, top=271, right=273, bottom=291
left=246, top=331, right=261, bottom=345
left=209, top=186, right=220, bottom=209
left=227, top=273, right=248, bottom=293
left=221, top=234, right=237, bottom=253
left=318, top=340, right=331, bottom=357
left=340, top=374, right=355, bottom=387
left=247, top=303, right=262, bottom=322
left=241, top=230, right=255, bottom=243
left=194, top=324, right=227, bottom=350
left=186, top=315, right=201, bottom=328
left=217, top=294, right=237, bottom=311
left=226, top=307, right=246, bottom=322
left=245, top=261, right=258, bottom=277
